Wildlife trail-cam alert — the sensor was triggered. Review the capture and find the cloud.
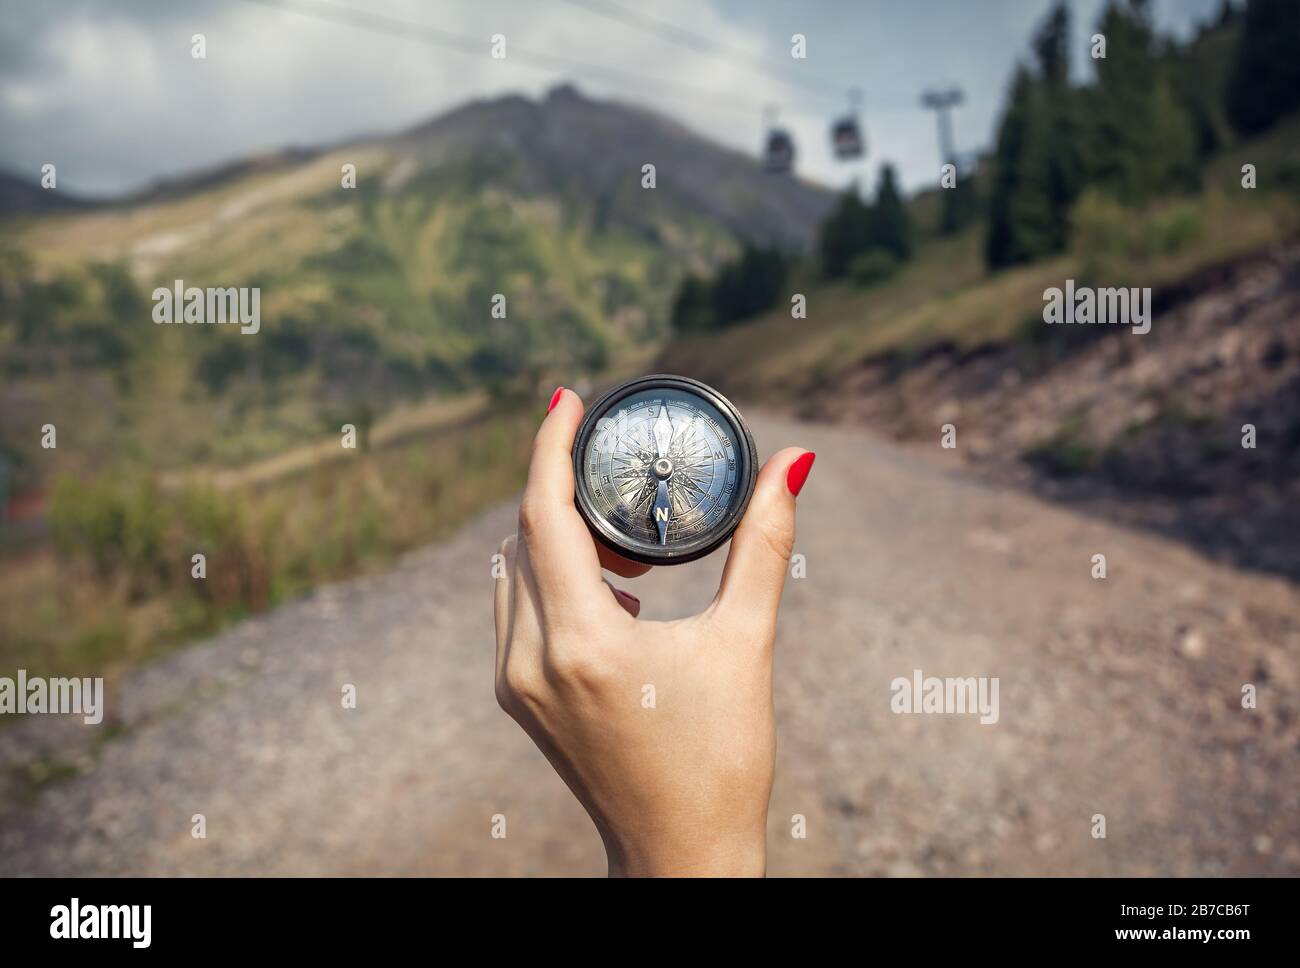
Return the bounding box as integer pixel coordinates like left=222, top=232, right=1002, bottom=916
left=0, top=0, right=1229, bottom=197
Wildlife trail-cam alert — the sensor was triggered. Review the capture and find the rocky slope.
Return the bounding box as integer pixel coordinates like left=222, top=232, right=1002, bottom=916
left=810, top=245, right=1300, bottom=582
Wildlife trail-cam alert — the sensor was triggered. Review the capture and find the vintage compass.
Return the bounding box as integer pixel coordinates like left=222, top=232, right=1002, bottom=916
left=573, top=375, right=757, bottom=565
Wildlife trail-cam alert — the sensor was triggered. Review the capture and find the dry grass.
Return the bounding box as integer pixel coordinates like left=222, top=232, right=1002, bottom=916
left=0, top=400, right=534, bottom=684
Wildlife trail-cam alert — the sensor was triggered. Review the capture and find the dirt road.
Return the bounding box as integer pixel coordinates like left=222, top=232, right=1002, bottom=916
left=2, top=412, right=1297, bottom=875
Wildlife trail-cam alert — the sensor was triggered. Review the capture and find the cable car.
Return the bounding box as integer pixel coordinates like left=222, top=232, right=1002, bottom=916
left=831, top=117, right=864, bottom=159
left=763, top=128, right=795, bottom=174
left=760, top=105, right=795, bottom=174
left=831, top=88, right=865, bottom=161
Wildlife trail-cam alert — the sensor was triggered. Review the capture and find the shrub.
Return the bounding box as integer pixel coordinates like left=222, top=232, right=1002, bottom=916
left=669, top=246, right=789, bottom=331
left=1073, top=190, right=1203, bottom=279
left=49, top=472, right=169, bottom=594
left=849, top=250, right=900, bottom=287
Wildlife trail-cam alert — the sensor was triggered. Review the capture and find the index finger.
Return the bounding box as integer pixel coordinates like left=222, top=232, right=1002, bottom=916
left=517, top=387, right=607, bottom=603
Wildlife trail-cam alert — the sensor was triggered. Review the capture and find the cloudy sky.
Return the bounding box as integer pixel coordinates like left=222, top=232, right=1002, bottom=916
left=0, top=0, right=1227, bottom=198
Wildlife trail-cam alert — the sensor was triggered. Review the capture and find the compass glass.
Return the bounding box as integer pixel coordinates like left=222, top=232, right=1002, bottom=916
left=574, top=376, right=756, bottom=565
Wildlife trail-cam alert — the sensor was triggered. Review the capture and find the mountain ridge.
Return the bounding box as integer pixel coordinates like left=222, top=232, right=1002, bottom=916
left=0, top=170, right=97, bottom=214
left=2, top=85, right=836, bottom=250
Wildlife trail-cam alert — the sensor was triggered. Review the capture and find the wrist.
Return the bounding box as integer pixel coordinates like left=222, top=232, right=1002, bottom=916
left=604, top=826, right=767, bottom=878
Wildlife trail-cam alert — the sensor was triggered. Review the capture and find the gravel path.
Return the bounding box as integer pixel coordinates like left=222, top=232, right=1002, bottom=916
left=2, top=412, right=1297, bottom=875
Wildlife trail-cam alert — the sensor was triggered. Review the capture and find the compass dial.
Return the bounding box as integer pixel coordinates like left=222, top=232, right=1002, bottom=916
left=573, top=375, right=757, bottom=565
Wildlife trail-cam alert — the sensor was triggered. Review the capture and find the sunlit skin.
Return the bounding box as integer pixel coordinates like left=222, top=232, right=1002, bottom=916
left=493, top=387, right=814, bottom=876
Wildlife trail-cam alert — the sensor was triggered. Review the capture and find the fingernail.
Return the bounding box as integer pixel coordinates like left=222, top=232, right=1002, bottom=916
left=546, top=386, right=564, bottom=415
left=618, top=590, right=640, bottom=606
left=786, top=451, right=816, bottom=497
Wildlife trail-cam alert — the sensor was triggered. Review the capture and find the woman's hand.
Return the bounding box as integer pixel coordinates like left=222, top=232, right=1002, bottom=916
left=493, top=387, right=814, bottom=877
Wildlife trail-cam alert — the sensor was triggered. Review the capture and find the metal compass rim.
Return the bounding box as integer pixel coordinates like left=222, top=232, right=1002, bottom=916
left=572, top=374, right=758, bottom=566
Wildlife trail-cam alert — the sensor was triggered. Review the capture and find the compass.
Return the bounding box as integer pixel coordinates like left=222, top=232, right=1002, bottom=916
left=573, top=375, right=757, bottom=566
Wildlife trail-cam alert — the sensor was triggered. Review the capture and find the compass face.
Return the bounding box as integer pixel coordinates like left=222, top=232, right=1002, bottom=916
left=573, top=375, right=757, bottom=565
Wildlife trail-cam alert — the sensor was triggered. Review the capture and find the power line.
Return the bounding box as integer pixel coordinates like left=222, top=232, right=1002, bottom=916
left=557, top=0, right=844, bottom=99
left=236, top=0, right=822, bottom=123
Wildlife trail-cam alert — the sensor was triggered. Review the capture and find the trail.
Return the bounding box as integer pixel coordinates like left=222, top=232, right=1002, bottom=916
left=2, top=413, right=1297, bottom=875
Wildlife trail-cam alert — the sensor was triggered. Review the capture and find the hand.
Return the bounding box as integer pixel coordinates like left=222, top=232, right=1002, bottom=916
left=493, top=387, right=815, bottom=877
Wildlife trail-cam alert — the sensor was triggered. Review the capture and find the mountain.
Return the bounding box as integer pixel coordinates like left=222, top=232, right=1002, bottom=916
left=0, top=170, right=96, bottom=215
left=0, top=86, right=836, bottom=475
left=122, top=147, right=325, bottom=206
left=390, top=84, right=834, bottom=251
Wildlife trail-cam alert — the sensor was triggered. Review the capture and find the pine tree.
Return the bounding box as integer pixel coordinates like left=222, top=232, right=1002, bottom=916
left=714, top=245, right=787, bottom=323
left=818, top=188, right=874, bottom=279
left=670, top=274, right=713, bottom=331
left=1084, top=0, right=1199, bottom=203
left=1227, top=0, right=1300, bottom=135
left=986, top=67, right=1057, bottom=268
left=869, top=164, right=913, bottom=261
left=1034, top=1, right=1084, bottom=252
left=670, top=247, right=789, bottom=331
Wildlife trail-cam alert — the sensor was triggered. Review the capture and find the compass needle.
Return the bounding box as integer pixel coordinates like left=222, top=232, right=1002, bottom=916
left=653, top=403, right=675, bottom=459
left=653, top=478, right=671, bottom=544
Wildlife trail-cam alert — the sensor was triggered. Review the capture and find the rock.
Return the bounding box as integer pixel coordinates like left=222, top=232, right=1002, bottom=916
left=1180, top=629, right=1207, bottom=660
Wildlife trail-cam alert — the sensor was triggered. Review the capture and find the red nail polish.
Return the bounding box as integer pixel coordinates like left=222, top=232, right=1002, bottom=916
left=786, top=452, right=816, bottom=496
left=547, top=387, right=564, bottom=414
left=620, top=591, right=640, bottom=606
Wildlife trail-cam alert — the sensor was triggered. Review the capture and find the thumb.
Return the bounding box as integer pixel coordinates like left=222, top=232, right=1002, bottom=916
left=712, top=448, right=814, bottom=633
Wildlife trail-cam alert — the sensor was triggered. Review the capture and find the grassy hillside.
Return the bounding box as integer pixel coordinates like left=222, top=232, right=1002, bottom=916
left=0, top=86, right=832, bottom=489
left=0, top=153, right=719, bottom=477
